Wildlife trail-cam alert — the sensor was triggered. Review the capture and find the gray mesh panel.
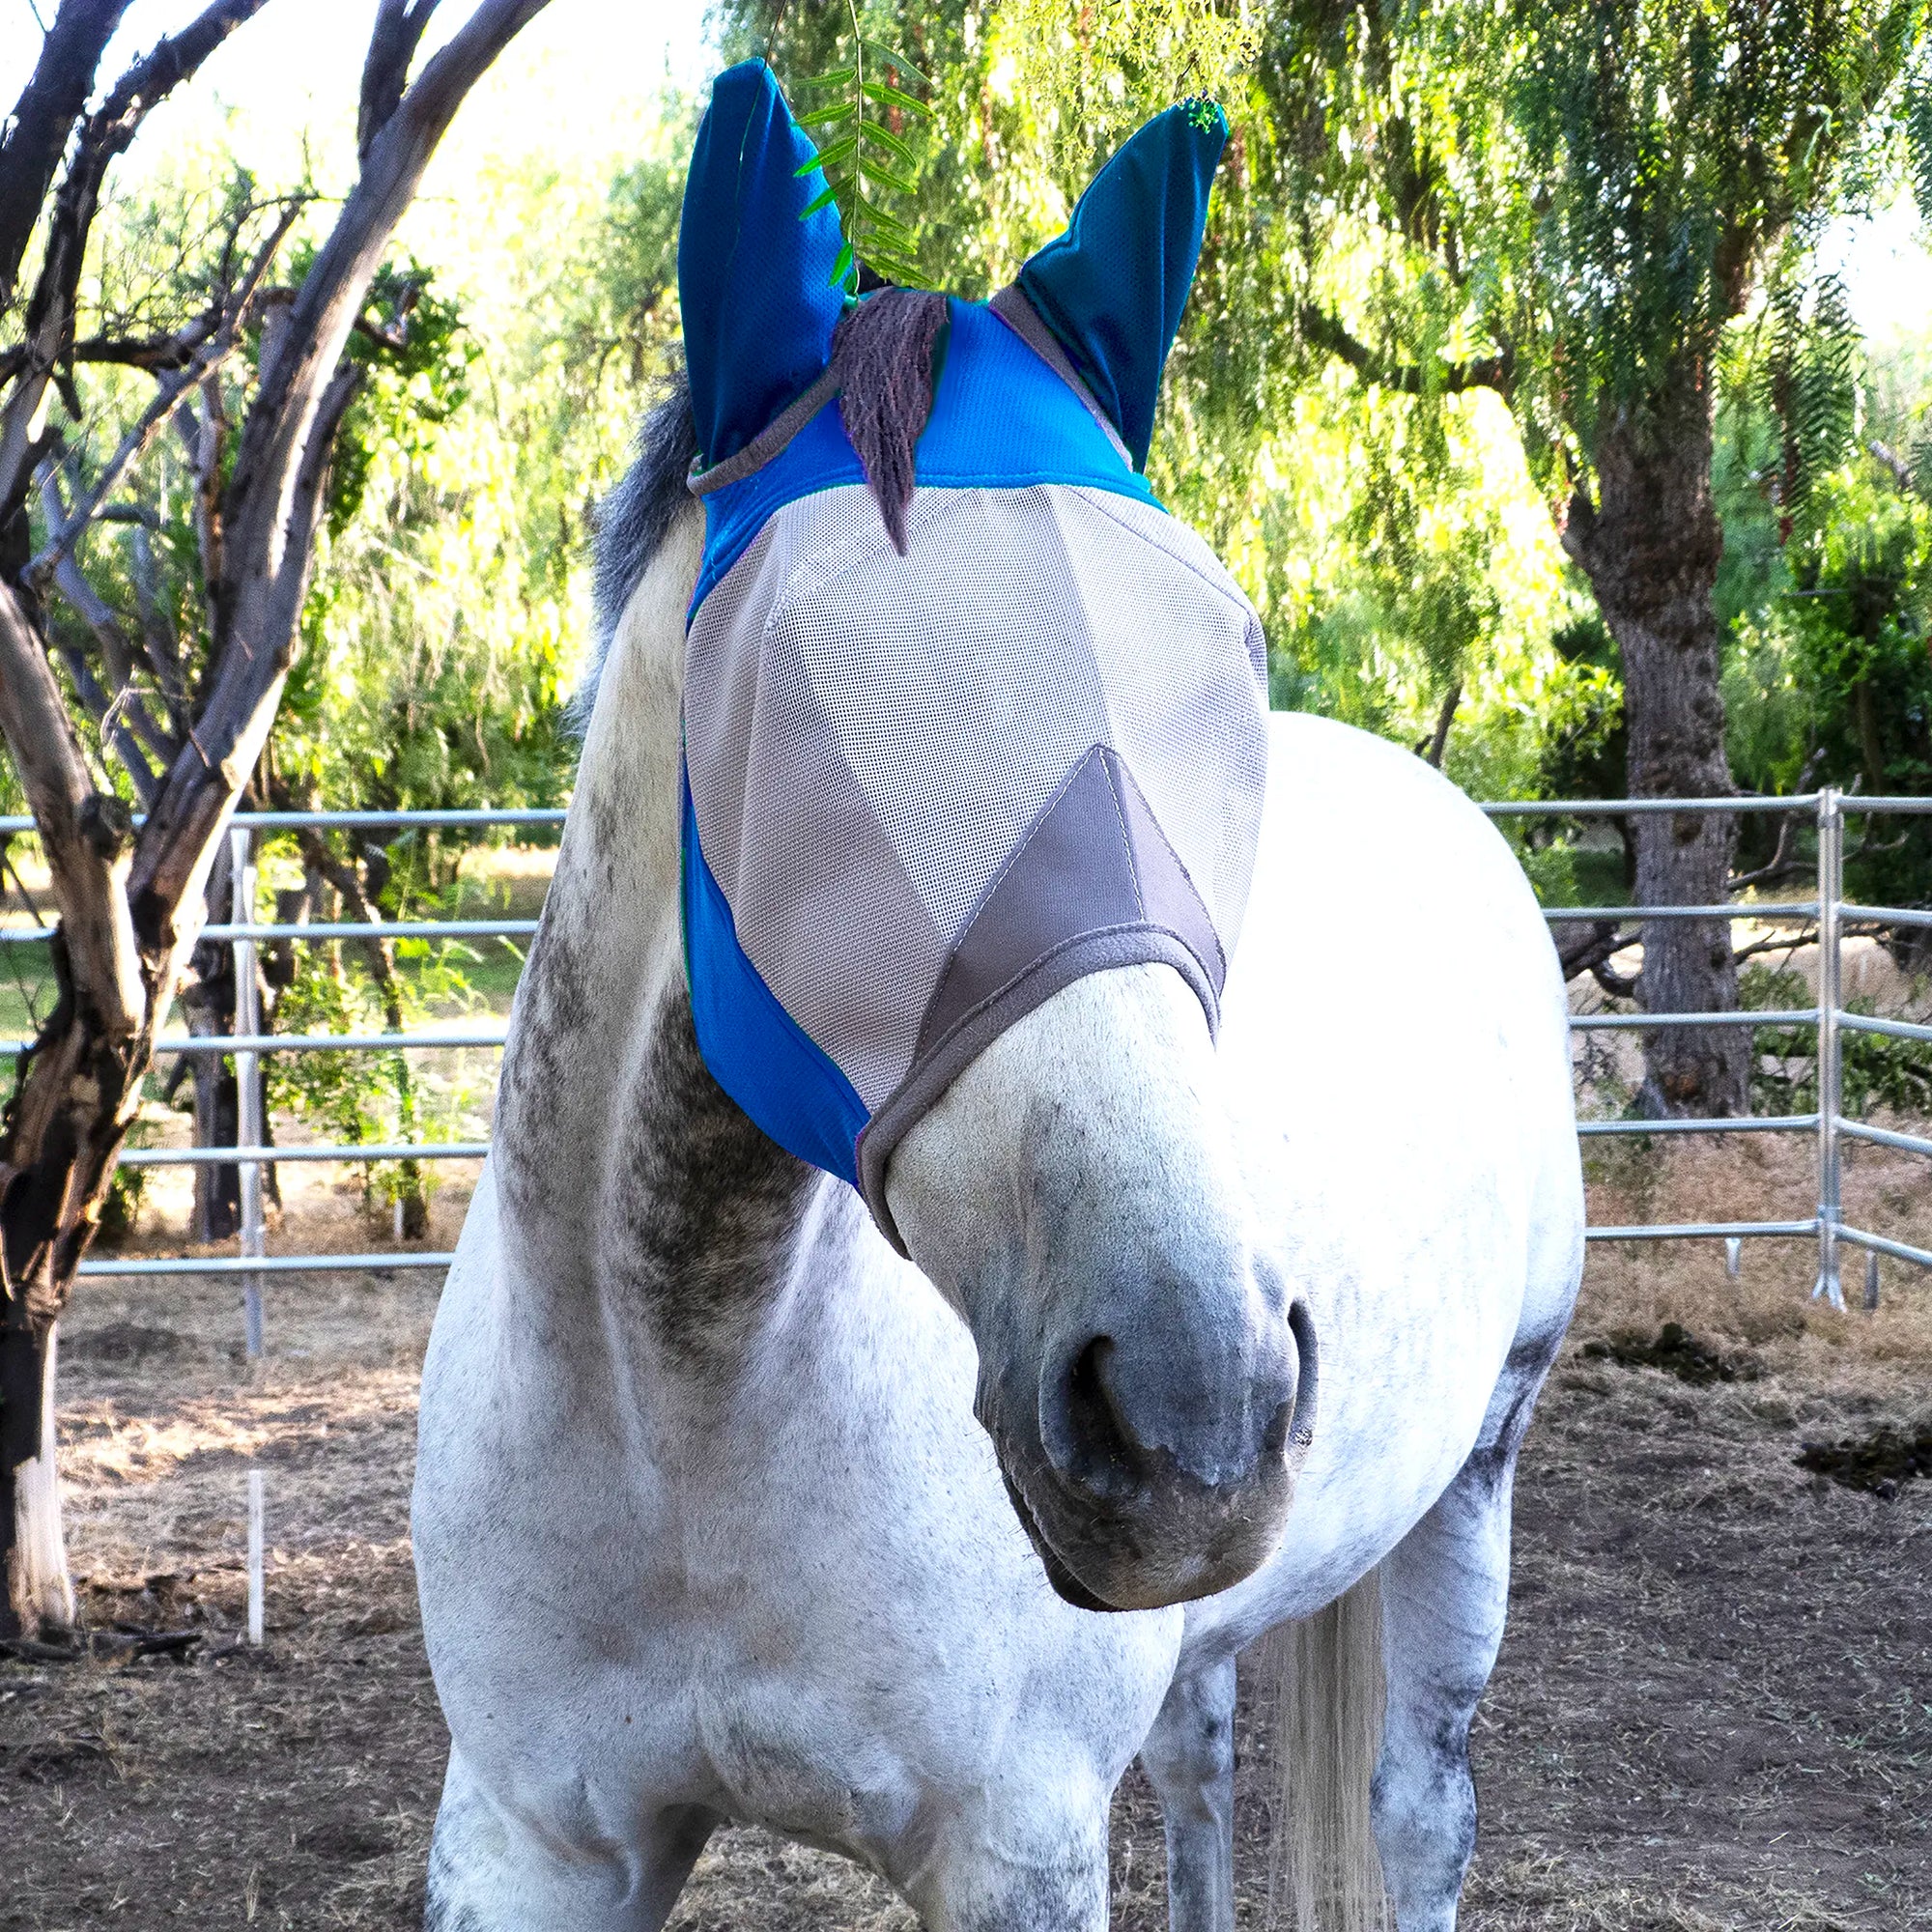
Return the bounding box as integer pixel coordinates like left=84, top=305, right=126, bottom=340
left=1037, top=488, right=1266, bottom=946
left=767, top=486, right=1116, bottom=937
left=685, top=476, right=1267, bottom=1122
left=685, top=512, right=944, bottom=1108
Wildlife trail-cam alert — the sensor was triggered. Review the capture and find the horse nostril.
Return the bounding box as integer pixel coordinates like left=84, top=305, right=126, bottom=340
left=1041, top=1334, right=1145, bottom=1500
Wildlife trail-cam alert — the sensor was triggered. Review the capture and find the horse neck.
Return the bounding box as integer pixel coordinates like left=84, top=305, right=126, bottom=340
left=492, top=508, right=820, bottom=1374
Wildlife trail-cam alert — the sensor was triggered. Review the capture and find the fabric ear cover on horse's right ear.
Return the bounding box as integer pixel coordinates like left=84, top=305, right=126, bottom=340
left=1016, top=100, right=1227, bottom=472
left=679, top=61, right=848, bottom=470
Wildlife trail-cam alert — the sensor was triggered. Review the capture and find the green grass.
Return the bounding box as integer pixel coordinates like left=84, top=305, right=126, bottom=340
left=1568, top=847, right=1632, bottom=906
left=393, top=936, right=526, bottom=1016
left=0, top=938, right=55, bottom=1040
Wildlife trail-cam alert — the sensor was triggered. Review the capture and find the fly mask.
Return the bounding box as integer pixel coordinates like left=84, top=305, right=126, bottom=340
left=677, top=63, right=1269, bottom=1249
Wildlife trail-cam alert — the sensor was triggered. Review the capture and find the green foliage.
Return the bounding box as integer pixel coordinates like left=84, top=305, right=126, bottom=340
left=1736, top=459, right=1932, bottom=898
left=1000, top=0, right=1258, bottom=178
left=794, top=10, right=936, bottom=288
left=1742, top=963, right=1932, bottom=1113
left=268, top=931, right=484, bottom=1210
left=1260, top=0, right=1928, bottom=494
left=1744, top=273, right=1865, bottom=543
left=318, top=257, right=477, bottom=537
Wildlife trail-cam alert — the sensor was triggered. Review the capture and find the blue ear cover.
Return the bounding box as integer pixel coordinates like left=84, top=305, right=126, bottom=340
left=1016, top=101, right=1228, bottom=472
left=679, top=63, right=848, bottom=469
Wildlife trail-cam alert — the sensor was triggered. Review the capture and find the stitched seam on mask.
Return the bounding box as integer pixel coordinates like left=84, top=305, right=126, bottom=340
left=1100, top=756, right=1146, bottom=919
left=1076, top=487, right=1261, bottom=623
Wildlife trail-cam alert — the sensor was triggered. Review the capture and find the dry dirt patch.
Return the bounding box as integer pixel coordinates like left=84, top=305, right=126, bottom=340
left=4, top=1147, right=1931, bottom=1930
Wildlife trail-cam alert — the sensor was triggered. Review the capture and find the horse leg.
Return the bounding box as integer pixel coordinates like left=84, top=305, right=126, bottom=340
left=1138, top=1654, right=1236, bottom=1932
left=424, top=1749, right=715, bottom=1932
left=1372, top=1350, right=1550, bottom=1932
left=901, top=1782, right=1115, bottom=1932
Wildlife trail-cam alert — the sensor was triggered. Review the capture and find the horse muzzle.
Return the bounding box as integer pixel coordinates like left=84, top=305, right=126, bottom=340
left=980, top=1297, right=1319, bottom=1613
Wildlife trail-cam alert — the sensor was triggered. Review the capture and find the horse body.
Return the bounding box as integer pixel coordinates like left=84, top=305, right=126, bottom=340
left=413, top=509, right=1183, bottom=1930
left=414, top=469, right=1581, bottom=1927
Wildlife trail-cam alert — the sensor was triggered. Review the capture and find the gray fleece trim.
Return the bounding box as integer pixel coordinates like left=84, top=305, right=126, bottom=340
left=987, top=283, right=1133, bottom=467
left=857, top=925, right=1218, bottom=1255
left=688, top=364, right=843, bottom=497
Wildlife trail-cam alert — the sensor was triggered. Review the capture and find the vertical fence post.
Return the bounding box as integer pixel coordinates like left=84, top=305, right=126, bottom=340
left=230, top=826, right=267, bottom=1356
left=1813, top=788, right=1844, bottom=1310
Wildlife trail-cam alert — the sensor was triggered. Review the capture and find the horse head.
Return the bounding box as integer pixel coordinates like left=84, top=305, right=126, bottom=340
left=674, top=63, right=1313, bottom=1611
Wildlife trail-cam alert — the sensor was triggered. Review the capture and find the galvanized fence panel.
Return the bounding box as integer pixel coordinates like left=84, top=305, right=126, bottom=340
left=3, top=792, right=1925, bottom=1324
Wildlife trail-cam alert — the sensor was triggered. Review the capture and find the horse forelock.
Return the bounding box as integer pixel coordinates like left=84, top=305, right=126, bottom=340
left=830, top=287, right=950, bottom=554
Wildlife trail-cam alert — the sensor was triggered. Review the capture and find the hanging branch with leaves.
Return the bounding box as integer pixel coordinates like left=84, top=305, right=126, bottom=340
left=793, top=6, right=933, bottom=291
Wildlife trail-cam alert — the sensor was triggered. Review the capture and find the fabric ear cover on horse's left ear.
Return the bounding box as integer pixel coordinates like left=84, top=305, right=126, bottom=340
left=680, top=61, right=848, bottom=470
left=1016, top=100, right=1227, bottom=472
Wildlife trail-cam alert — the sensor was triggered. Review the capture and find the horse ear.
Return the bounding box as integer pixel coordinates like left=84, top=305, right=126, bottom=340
left=679, top=62, right=848, bottom=469
left=1016, top=101, right=1228, bottom=472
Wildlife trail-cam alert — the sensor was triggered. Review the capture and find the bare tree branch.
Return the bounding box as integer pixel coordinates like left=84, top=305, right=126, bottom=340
left=0, top=582, right=145, bottom=1035
left=1299, top=302, right=1515, bottom=399
left=127, top=522, right=188, bottom=724
left=1869, top=438, right=1915, bottom=495
left=0, top=310, right=224, bottom=384
left=359, top=0, right=440, bottom=161
left=22, top=202, right=297, bottom=590
left=1554, top=918, right=1636, bottom=981
left=49, top=639, right=160, bottom=804
left=1421, top=681, right=1461, bottom=768
left=0, top=0, right=130, bottom=312
left=131, top=0, right=553, bottom=935
left=0, top=0, right=272, bottom=518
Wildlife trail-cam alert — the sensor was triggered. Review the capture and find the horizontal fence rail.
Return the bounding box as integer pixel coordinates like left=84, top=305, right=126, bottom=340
left=0, top=919, right=540, bottom=945
left=11, top=794, right=1922, bottom=1317
left=0, top=1029, right=509, bottom=1058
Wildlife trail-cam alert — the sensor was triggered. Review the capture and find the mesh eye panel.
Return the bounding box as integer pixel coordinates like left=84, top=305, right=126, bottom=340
left=684, top=475, right=1268, bottom=1159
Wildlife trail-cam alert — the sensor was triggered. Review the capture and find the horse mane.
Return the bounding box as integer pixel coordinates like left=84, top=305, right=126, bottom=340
left=577, top=288, right=950, bottom=728
left=574, top=384, right=700, bottom=733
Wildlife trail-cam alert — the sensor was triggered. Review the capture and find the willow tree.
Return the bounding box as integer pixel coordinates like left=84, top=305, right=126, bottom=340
left=0, top=0, right=553, bottom=1638
left=1261, top=0, right=1929, bottom=1116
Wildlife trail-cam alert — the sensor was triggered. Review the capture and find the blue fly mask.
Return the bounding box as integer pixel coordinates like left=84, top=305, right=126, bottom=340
left=677, top=64, right=1269, bottom=1248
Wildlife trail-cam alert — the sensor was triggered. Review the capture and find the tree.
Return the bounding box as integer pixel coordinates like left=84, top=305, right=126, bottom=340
left=0, top=0, right=554, bottom=1638
left=1258, top=0, right=1929, bottom=1116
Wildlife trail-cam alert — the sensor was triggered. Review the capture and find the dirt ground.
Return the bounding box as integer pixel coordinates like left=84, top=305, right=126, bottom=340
left=4, top=1132, right=1931, bottom=1932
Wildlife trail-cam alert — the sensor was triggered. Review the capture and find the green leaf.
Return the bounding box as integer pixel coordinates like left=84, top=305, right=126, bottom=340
left=827, top=239, right=855, bottom=289
left=800, top=182, right=842, bottom=218
left=854, top=195, right=916, bottom=241
left=796, top=102, right=855, bottom=128
left=808, top=133, right=859, bottom=176
left=861, top=250, right=923, bottom=286
left=798, top=66, right=856, bottom=88
left=858, top=117, right=918, bottom=166
left=858, top=156, right=917, bottom=198
left=861, top=79, right=932, bottom=117
left=859, top=40, right=930, bottom=89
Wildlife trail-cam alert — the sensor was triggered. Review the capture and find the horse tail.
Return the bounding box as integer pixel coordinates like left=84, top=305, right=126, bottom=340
left=1263, top=1570, right=1389, bottom=1931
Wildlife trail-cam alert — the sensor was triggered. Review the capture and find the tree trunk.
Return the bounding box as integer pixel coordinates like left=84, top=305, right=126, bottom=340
left=5, top=1321, right=72, bottom=1634
left=0, top=0, right=554, bottom=1636
left=1562, top=358, right=1748, bottom=1118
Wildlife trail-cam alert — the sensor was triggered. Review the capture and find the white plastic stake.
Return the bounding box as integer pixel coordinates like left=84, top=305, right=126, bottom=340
left=246, top=1467, right=265, bottom=1646
left=1724, top=1236, right=1742, bottom=1280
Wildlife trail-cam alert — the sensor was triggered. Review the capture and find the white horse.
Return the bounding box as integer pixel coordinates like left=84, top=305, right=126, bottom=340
left=412, top=386, right=1583, bottom=1930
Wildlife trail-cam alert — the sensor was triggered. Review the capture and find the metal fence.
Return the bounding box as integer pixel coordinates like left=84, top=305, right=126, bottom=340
left=2, top=790, right=1926, bottom=1331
